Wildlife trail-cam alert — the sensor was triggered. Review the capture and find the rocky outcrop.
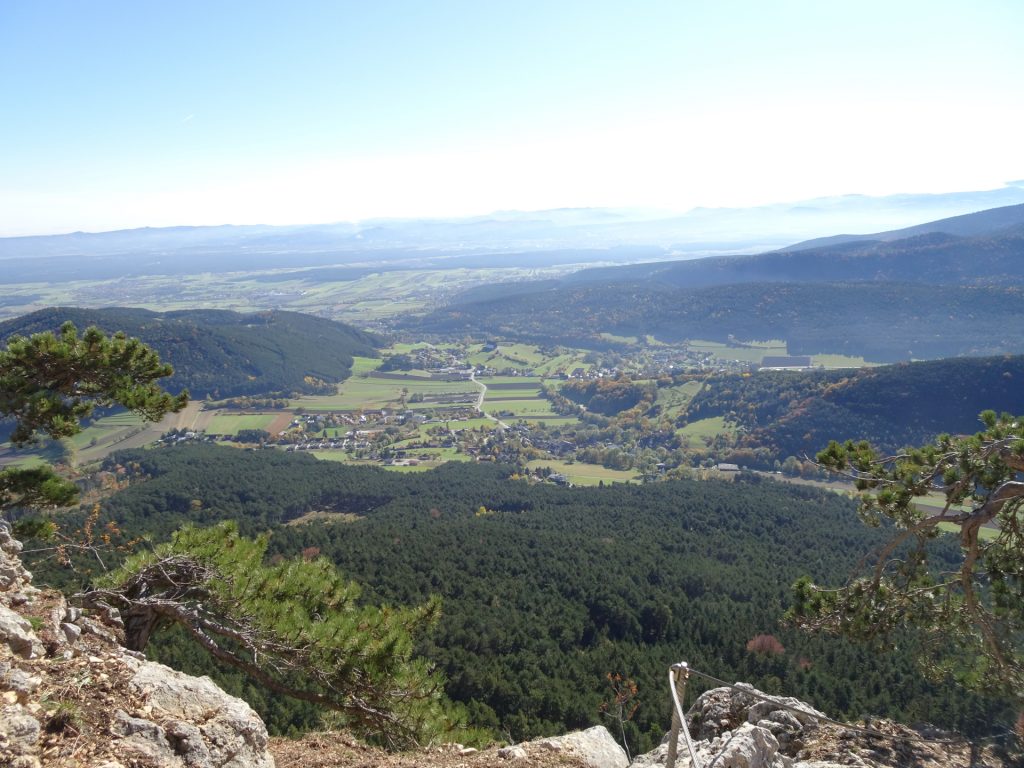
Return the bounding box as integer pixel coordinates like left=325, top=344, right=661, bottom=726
left=0, top=521, right=276, bottom=767
left=630, top=683, right=1004, bottom=768
left=528, top=726, right=629, bottom=768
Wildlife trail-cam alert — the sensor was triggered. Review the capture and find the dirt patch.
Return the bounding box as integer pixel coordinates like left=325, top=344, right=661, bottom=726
left=267, top=410, right=295, bottom=436
left=270, top=732, right=587, bottom=768
left=286, top=511, right=363, bottom=527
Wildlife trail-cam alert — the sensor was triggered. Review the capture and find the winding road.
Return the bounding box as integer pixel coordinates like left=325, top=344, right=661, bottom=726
left=470, top=371, right=509, bottom=428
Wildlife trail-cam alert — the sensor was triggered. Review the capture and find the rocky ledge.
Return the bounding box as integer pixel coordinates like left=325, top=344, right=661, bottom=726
left=0, top=521, right=273, bottom=767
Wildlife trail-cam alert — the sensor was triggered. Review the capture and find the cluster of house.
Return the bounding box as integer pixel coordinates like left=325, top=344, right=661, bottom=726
left=158, top=430, right=212, bottom=444
left=283, top=434, right=377, bottom=452
left=758, top=355, right=815, bottom=370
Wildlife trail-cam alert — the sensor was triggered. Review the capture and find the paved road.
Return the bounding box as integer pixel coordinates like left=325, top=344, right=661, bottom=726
left=470, top=372, right=509, bottom=428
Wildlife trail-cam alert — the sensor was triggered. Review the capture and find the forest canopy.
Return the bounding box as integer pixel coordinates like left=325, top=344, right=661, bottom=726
left=0, top=307, right=380, bottom=399
left=25, top=444, right=1013, bottom=751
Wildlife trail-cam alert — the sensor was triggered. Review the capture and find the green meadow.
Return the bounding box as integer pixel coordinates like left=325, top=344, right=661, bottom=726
left=525, top=458, right=639, bottom=486
left=687, top=339, right=788, bottom=364
left=205, top=413, right=278, bottom=435
left=655, top=381, right=704, bottom=419
left=676, top=416, right=735, bottom=443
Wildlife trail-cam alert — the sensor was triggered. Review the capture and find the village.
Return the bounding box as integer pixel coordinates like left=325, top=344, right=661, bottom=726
left=150, top=338, right=823, bottom=486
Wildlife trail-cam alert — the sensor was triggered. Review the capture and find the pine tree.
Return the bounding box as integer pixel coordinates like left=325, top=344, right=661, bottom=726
left=789, top=410, right=1024, bottom=699
left=83, top=521, right=463, bottom=748
left=1, top=321, right=188, bottom=514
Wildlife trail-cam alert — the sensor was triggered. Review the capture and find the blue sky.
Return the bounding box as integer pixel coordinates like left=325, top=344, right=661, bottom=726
left=1, top=0, right=1022, bottom=235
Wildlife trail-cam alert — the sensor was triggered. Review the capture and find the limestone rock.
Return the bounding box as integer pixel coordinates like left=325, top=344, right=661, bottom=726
left=112, top=709, right=178, bottom=765
left=0, top=703, right=41, bottom=761
left=712, top=723, right=785, bottom=768
left=533, top=725, right=629, bottom=768
left=0, top=663, right=41, bottom=704
left=0, top=605, right=44, bottom=660
left=632, top=722, right=786, bottom=768
left=630, top=683, right=1004, bottom=768
left=0, top=524, right=30, bottom=593
left=60, top=622, right=82, bottom=645
left=129, top=660, right=274, bottom=768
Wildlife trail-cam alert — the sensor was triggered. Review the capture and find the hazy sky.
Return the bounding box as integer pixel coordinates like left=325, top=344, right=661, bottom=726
left=2, top=0, right=1023, bottom=235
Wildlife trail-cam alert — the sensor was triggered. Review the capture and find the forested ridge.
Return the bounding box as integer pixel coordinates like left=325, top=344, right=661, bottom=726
left=410, top=281, right=1024, bottom=361
left=405, top=213, right=1024, bottom=361
left=566, top=223, right=1024, bottom=288
left=33, top=444, right=1012, bottom=750
left=687, top=355, right=1024, bottom=460
left=0, top=307, right=379, bottom=398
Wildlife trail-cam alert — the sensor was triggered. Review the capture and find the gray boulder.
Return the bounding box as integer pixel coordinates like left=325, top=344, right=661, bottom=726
left=0, top=606, right=43, bottom=660
left=126, top=659, right=274, bottom=768
left=0, top=703, right=41, bottom=763
left=631, top=722, right=786, bottom=768
left=532, top=725, right=629, bottom=768
left=630, top=682, right=1004, bottom=768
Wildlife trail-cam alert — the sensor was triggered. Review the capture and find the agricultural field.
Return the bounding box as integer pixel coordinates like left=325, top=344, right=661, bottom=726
left=59, top=410, right=182, bottom=466
left=292, top=373, right=478, bottom=412
left=478, top=375, right=545, bottom=387
left=383, top=342, right=421, bottom=355
left=0, top=266, right=576, bottom=325
left=478, top=376, right=578, bottom=424
left=462, top=342, right=594, bottom=378
left=350, top=356, right=385, bottom=375
left=466, top=342, right=549, bottom=371
left=683, top=340, right=877, bottom=369
left=525, top=458, right=639, bottom=486
left=204, top=413, right=279, bottom=436
left=532, top=352, right=591, bottom=376
left=66, top=412, right=145, bottom=450
left=484, top=399, right=558, bottom=415
left=687, top=339, right=788, bottom=364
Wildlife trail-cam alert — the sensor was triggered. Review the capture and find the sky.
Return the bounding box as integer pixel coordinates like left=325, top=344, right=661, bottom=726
left=1, top=0, right=1023, bottom=236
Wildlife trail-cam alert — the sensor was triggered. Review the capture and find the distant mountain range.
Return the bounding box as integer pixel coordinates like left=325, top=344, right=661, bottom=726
left=0, top=308, right=379, bottom=398
left=406, top=202, right=1024, bottom=361
left=2, top=184, right=1024, bottom=280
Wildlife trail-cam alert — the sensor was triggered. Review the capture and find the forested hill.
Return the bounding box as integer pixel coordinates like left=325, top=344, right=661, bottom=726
left=0, top=307, right=379, bottom=398
left=402, top=203, right=1024, bottom=360
left=566, top=205, right=1024, bottom=289
left=687, top=355, right=1024, bottom=461
left=68, top=444, right=1012, bottom=748
left=786, top=200, right=1024, bottom=250
left=409, top=281, right=1024, bottom=361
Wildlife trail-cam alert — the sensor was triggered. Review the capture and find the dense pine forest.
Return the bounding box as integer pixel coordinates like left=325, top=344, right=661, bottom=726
left=27, top=444, right=1012, bottom=752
